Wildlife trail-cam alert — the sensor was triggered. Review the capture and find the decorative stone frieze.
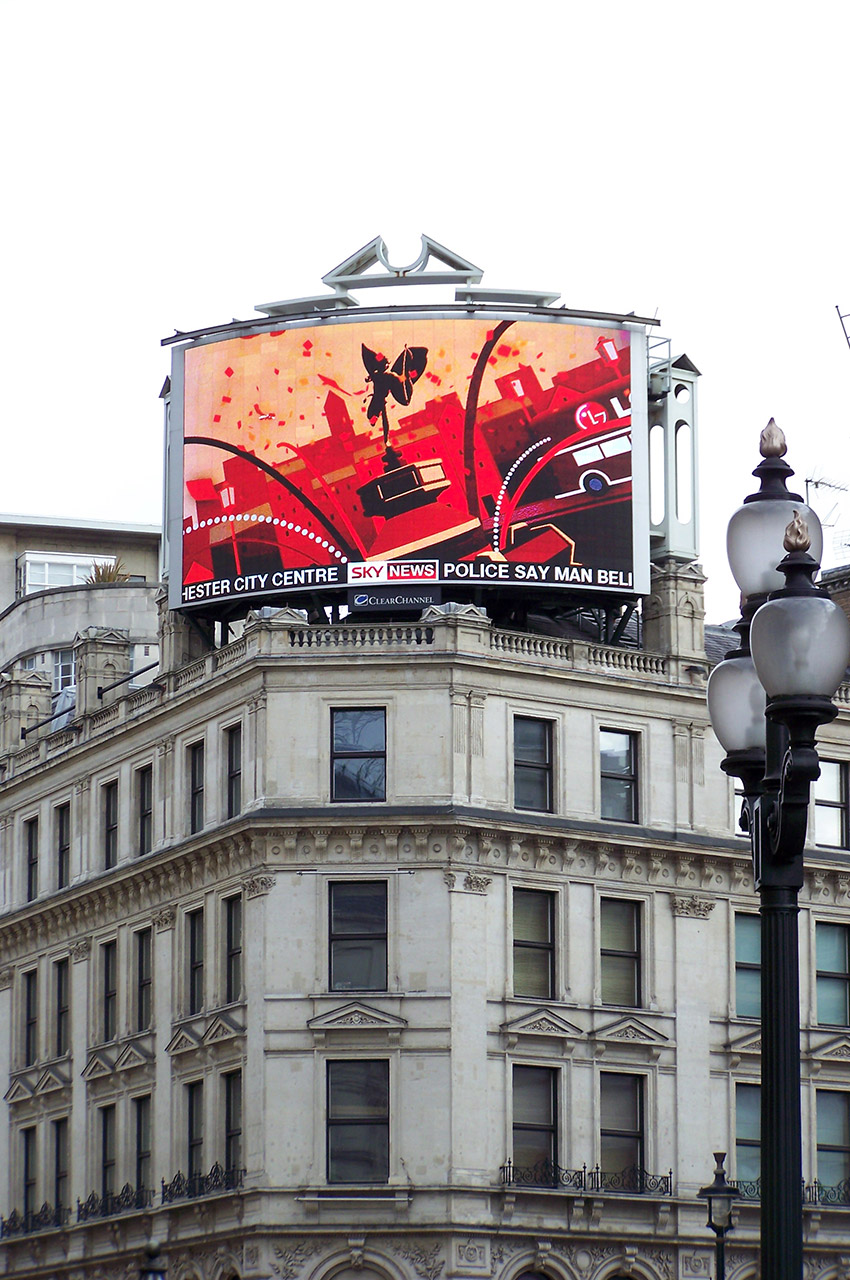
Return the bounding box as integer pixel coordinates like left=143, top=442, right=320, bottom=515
left=245, top=874, right=274, bottom=898
left=0, top=967, right=13, bottom=989
left=270, top=1241, right=324, bottom=1280
left=153, top=906, right=176, bottom=931
left=392, top=1240, right=445, bottom=1280
left=670, top=894, right=715, bottom=918
left=70, top=937, right=91, bottom=962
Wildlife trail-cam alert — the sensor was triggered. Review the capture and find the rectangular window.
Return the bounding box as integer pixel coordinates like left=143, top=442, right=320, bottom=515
left=102, top=941, right=117, bottom=1041
left=815, top=762, right=849, bottom=849
left=817, top=922, right=850, bottom=1026
left=22, top=1126, right=37, bottom=1216
left=134, top=1094, right=151, bottom=1191
left=600, top=1072, right=644, bottom=1175
left=600, top=898, right=640, bottom=1007
left=331, top=708, right=386, bottom=802
left=103, top=781, right=118, bottom=869
left=513, top=889, right=555, bottom=999
left=187, top=1080, right=204, bottom=1179
left=53, top=648, right=75, bottom=692
left=54, top=958, right=70, bottom=1057
left=600, top=729, right=638, bottom=822
left=25, top=816, right=39, bottom=902
left=736, top=1082, right=761, bottom=1181
left=53, top=1116, right=68, bottom=1210
left=224, top=1069, right=243, bottom=1172
left=187, top=909, right=204, bottom=1015
left=512, top=1065, right=557, bottom=1171
left=735, top=913, right=761, bottom=1019
left=817, top=1090, right=850, bottom=1189
left=226, top=725, right=242, bottom=819
left=136, top=928, right=152, bottom=1032
left=327, top=1060, right=389, bottom=1183
left=23, top=970, right=38, bottom=1066
left=189, top=742, right=205, bottom=833
left=137, top=765, right=153, bottom=856
left=56, top=803, right=70, bottom=890
left=514, top=717, right=553, bottom=812
left=329, top=881, right=387, bottom=991
left=100, top=1104, right=116, bottom=1197
left=224, top=896, right=243, bottom=1004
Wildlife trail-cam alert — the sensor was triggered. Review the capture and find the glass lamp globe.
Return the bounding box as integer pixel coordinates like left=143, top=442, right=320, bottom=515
left=727, top=500, right=823, bottom=600
left=706, top=655, right=766, bottom=753
left=750, top=594, right=850, bottom=699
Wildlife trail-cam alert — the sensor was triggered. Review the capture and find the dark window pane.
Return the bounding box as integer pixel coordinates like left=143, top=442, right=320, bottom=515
left=600, top=731, right=633, bottom=774
left=328, top=1123, right=389, bottom=1182
left=736, top=914, right=761, bottom=964
left=818, top=924, right=848, bottom=973
left=327, top=1060, right=389, bottom=1183
left=333, top=758, right=386, bottom=801
left=331, top=883, right=387, bottom=935
left=601, top=1133, right=640, bottom=1172
left=736, top=969, right=761, bottom=1019
left=330, top=882, right=387, bottom=991
left=601, top=954, right=639, bottom=1006
left=515, top=769, right=551, bottom=812
left=601, top=1074, right=639, bottom=1131
left=515, top=718, right=549, bottom=764
left=333, top=710, right=385, bottom=753
left=600, top=776, right=635, bottom=822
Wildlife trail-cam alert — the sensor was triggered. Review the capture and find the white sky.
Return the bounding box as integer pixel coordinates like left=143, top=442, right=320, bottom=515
left=1, top=1, right=847, bottom=623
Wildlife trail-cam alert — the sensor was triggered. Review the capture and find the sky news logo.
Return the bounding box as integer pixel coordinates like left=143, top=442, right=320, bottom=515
left=348, top=560, right=439, bottom=583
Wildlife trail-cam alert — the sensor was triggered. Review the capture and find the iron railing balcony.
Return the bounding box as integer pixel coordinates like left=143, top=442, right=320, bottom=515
left=161, top=1162, right=245, bottom=1203
left=500, top=1159, right=672, bottom=1195
left=77, top=1184, right=155, bottom=1221
left=0, top=1203, right=69, bottom=1237
left=805, top=1179, right=850, bottom=1206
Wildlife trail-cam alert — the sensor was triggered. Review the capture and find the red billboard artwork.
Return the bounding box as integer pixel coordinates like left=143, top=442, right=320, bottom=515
left=178, top=317, right=640, bottom=608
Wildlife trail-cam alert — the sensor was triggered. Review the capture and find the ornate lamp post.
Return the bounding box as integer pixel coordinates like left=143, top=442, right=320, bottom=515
left=706, top=422, right=850, bottom=1280
left=140, top=1241, right=167, bottom=1280
left=698, top=1152, right=738, bottom=1280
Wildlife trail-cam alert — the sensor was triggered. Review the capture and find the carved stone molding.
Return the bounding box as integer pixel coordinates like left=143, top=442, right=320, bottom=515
left=464, top=872, right=491, bottom=894
left=392, top=1241, right=445, bottom=1280
left=443, top=871, right=456, bottom=890
left=245, top=874, right=274, bottom=899
left=153, top=906, right=176, bottom=932
left=70, top=937, right=91, bottom=962
left=0, top=967, right=13, bottom=990
left=270, top=1241, right=324, bottom=1280
left=670, top=894, right=716, bottom=918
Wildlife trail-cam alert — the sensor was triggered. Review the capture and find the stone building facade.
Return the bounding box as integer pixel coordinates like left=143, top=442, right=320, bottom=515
left=0, top=555, right=849, bottom=1280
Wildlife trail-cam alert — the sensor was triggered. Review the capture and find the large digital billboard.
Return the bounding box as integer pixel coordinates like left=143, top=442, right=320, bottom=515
left=170, top=314, right=649, bottom=611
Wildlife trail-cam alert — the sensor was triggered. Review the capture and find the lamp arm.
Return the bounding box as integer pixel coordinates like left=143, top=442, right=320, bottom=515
left=766, top=744, right=820, bottom=863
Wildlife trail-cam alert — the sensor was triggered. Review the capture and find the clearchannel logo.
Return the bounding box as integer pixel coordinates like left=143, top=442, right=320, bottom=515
left=348, top=585, right=442, bottom=613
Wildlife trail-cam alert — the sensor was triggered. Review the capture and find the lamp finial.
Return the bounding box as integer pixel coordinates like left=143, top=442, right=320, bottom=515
left=784, top=510, right=811, bottom=553
left=760, top=419, right=787, bottom=458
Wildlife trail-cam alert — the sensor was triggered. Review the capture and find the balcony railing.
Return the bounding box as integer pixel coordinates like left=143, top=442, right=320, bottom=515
left=805, top=1179, right=850, bottom=1206
left=1, top=1203, right=69, bottom=1237
left=500, top=1159, right=673, bottom=1195
left=161, top=1162, right=245, bottom=1203
left=732, top=1177, right=761, bottom=1201
left=77, top=1184, right=154, bottom=1221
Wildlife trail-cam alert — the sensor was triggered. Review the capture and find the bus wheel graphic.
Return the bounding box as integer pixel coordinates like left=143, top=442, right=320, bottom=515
left=582, top=472, right=608, bottom=494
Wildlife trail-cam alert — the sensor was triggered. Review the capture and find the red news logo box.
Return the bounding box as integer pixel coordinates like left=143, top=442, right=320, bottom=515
left=349, top=561, right=439, bottom=583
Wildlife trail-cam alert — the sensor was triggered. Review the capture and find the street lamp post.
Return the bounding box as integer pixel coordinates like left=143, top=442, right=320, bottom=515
left=706, top=422, right=850, bottom=1280
left=698, top=1152, right=738, bottom=1280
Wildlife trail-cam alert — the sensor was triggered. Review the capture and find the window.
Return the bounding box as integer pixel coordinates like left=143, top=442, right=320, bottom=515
left=22, top=1126, right=37, bottom=1216
left=815, top=762, right=849, bottom=849
left=53, top=1117, right=68, bottom=1210
left=817, top=922, right=850, bottom=1026
left=600, top=1073, right=644, bottom=1175
left=331, top=708, right=386, bottom=802
left=103, top=781, right=118, bottom=869
left=25, top=816, right=39, bottom=902
left=187, top=1080, right=204, bottom=1178
left=136, top=928, right=152, bottom=1032
left=53, top=649, right=75, bottom=692
left=736, top=1082, right=761, bottom=1181
left=600, top=729, right=638, bottom=822
left=224, top=1069, right=243, bottom=1171
left=817, top=1090, right=850, bottom=1189
left=23, top=970, right=38, bottom=1066
left=189, top=741, right=205, bottom=833
left=100, top=1104, right=116, bottom=1197
left=224, top=896, right=243, bottom=1004
left=137, top=765, right=153, bottom=856
left=329, top=881, right=387, bottom=991
left=512, top=1065, right=557, bottom=1170
left=600, top=898, right=640, bottom=1007
left=226, top=725, right=242, bottom=818
left=102, top=941, right=117, bottom=1041
left=513, top=889, right=555, bottom=999
left=514, top=717, right=553, bottom=812
left=327, top=1060, right=389, bottom=1183
left=19, top=550, right=115, bottom=597
left=134, top=1094, right=151, bottom=1191
left=735, top=913, right=761, bottom=1018
left=54, top=958, right=70, bottom=1057
left=187, top=908, right=204, bottom=1015
left=56, top=803, right=70, bottom=890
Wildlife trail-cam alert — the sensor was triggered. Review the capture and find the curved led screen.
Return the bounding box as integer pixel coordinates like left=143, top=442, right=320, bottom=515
left=171, top=314, right=648, bottom=609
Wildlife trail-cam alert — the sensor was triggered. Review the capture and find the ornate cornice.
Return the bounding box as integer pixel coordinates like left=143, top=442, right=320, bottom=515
left=670, top=894, right=715, bottom=918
